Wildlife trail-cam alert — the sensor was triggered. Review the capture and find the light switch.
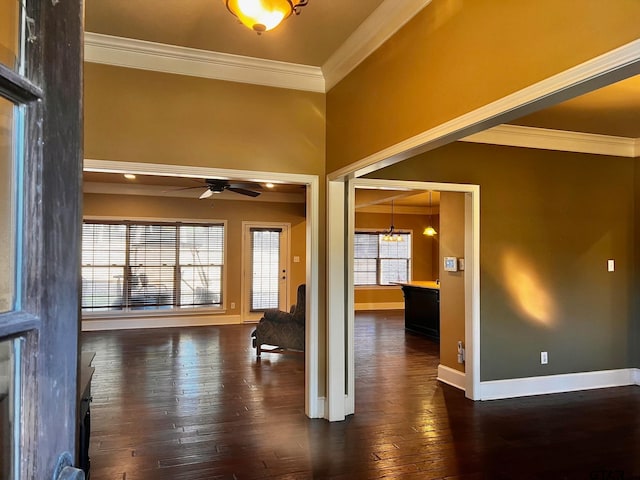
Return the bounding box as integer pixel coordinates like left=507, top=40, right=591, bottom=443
left=607, top=259, right=615, bottom=272
left=293, top=256, right=300, bottom=263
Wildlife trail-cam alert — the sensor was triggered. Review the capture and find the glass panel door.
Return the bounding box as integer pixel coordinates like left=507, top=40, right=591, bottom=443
left=242, top=223, right=289, bottom=322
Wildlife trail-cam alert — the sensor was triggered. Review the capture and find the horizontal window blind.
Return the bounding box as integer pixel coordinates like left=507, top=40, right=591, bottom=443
left=82, top=221, right=224, bottom=311
left=354, top=232, right=411, bottom=286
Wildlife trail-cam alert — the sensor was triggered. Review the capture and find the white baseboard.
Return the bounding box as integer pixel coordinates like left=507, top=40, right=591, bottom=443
left=479, top=368, right=638, bottom=401
left=82, top=314, right=243, bottom=331
left=437, top=364, right=466, bottom=391
left=354, top=302, right=404, bottom=311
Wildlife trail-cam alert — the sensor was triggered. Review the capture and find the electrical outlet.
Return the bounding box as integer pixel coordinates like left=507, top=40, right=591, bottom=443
left=457, top=341, right=465, bottom=363
left=230, top=302, right=236, bottom=309
left=607, top=259, right=615, bottom=272
left=540, top=351, right=548, bottom=365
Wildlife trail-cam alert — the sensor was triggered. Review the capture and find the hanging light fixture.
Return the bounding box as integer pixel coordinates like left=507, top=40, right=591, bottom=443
left=423, top=191, right=438, bottom=237
left=225, top=0, right=309, bottom=34
left=382, top=201, right=403, bottom=242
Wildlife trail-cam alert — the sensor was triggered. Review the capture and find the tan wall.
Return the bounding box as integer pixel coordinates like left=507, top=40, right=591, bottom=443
left=84, top=63, right=327, bottom=393
left=84, top=63, right=326, bottom=176
left=438, top=192, right=465, bottom=373
left=0, top=0, right=19, bottom=69
left=0, top=98, right=13, bottom=311
left=368, top=142, right=635, bottom=381
left=83, top=193, right=307, bottom=317
left=327, top=1, right=640, bottom=172
left=354, top=211, right=438, bottom=306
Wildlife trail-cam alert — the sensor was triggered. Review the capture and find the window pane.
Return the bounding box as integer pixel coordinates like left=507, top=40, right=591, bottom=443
left=354, top=233, right=378, bottom=258
left=179, top=225, right=224, bottom=265
left=0, top=337, right=22, bottom=479
left=251, top=229, right=281, bottom=311
left=380, top=259, right=409, bottom=285
left=129, top=266, right=174, bottom=308
left=0, top=97, right=16, bottom=313
left=129, top=225, right=177, bottom=266
left=354, top=258, right=377, bottom=286
left=81, top=224, right=127, bottom=311
left=180, top=266, right=221, bottom=307
left=0, top=0, right=22, bottom=71
left=81, top=266, right=125, bottom=310
left=379, top=234, right=411, bottom=258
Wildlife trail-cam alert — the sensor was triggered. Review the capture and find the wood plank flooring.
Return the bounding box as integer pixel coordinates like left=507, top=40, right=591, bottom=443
left=82, top=311, right=640, bottom=479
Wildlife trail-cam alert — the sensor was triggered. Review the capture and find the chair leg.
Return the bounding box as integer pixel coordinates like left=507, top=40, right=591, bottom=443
left=256, top=342, right=261, bottom=359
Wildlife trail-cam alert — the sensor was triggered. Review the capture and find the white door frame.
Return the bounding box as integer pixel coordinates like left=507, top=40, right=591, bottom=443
left=326, top=178, right=480, bottom=420
left=241, top=221, right=291, bottom=323
left=83, top=159, right=322, bottom=418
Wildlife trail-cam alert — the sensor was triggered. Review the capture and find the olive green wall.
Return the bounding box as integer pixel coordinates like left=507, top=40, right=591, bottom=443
left=83, top=193, right=307, bottom=318
left=327, top=1, right=640, bottom=172
left=368, top=142, right=635, bottom=381
left=439, top=192, right=465, bottom=373
left=354, top=211, right=438, bottom=306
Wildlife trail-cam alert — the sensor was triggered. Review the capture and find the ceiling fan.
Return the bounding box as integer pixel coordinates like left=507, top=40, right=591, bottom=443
left=171, top=179, right=262, bottom=199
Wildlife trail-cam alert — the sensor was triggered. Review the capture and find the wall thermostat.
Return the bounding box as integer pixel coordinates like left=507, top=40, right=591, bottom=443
left=444, top=256, right=458, bottom=272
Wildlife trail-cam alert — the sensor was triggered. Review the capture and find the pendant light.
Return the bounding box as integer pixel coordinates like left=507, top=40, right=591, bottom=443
left=225, top=0, right=309, bottom=34
left=423, top=191, right=438, bottom=236
left=382, top=200, right=403, bottom=242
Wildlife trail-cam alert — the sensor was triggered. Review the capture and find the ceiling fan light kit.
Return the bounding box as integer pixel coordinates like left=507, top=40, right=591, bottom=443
left=225, top=0, right=309, bottom=33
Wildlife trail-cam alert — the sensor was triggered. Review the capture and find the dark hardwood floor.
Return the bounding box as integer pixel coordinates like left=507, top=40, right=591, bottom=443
left=82, top=311, right=640, bottom=480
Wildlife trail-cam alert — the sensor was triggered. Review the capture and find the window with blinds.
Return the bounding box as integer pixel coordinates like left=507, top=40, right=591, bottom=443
left=354, top=231, right=411, bottom=286
left=81, top=221, right=224, bottom=311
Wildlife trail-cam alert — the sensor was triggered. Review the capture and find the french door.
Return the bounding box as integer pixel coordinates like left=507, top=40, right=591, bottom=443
left=0, top=0, right=83, bottom=478
left=242, top=223, right=289, bottom=322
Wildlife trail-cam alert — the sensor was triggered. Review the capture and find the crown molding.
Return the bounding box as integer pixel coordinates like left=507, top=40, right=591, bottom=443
left=84, top=32, right=325, bottom=93
left=84, top=1, right=430, bottom=93
left=322, top=0, right=432, bottom=91
left=462, top=124, right=640, bottom=158
left=329, top=38, right=640, bottom=179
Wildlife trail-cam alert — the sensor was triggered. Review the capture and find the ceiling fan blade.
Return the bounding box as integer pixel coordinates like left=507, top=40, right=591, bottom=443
left=227, top=187, right=261, bottom=197
left=163, top=185, right=206, bottom=193
left=229, top=182, right=263, bottom=190
left=199, top=189, right=214, bottom=199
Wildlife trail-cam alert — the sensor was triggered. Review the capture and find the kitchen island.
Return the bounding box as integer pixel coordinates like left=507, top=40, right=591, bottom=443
left=397, top=281, right=440, bottom=341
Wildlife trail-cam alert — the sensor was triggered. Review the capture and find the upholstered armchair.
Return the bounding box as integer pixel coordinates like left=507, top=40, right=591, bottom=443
left=251, top=284, right=305, bottom=358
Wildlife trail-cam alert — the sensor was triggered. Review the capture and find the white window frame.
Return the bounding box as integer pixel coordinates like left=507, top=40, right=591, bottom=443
left=81, top=216, right=228, bottom=317
left=353, top=229, right=413, bottom=287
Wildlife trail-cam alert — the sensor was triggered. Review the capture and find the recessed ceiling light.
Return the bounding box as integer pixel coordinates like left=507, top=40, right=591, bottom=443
left=124, top=174, right=136, bottom=180
left=265, top=183, right=275, bottom=189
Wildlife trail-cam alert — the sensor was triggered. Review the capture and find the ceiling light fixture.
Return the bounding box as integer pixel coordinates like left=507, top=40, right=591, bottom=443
left=423, top=191, right=438, bottom=237
left=225, top=0, right=309, bottom=34
left=382, top=201, right=403, bottom=242
left=123, top=173, right=136, bottom=180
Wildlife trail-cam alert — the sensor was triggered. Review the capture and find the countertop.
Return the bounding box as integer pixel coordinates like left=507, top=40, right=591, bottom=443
left=394, top=281, right=440, bottom=290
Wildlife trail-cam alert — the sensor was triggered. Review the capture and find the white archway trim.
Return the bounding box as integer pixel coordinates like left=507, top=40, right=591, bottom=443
left=328, top=38, right=640, bottom=181
left=83, top=159, right=322, bottom=418
left=350, top=179, right=480, bottom=405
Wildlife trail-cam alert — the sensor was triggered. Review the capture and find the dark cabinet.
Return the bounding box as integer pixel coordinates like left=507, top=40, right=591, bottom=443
left=401, top=284, right=440, bottom=341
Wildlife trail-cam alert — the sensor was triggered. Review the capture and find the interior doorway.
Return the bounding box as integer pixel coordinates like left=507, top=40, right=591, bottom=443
left=82, top=159, right=322, bottom=419
left=326, top=178, right=479, bottom=420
